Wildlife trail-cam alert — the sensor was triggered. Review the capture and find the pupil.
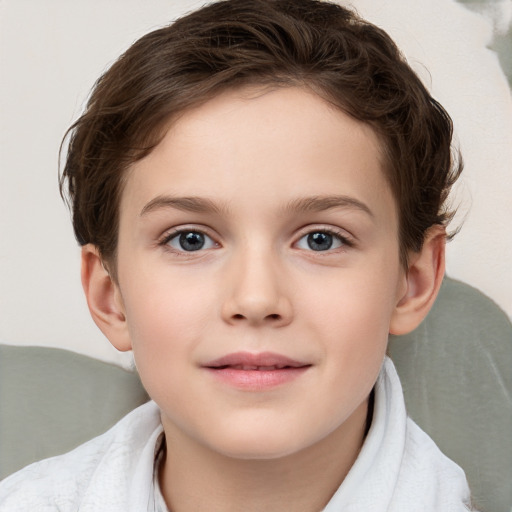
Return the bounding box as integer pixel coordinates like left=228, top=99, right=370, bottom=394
left=180, top=232, right=205, bottom=251
left=307, top=232, right=333, bottom=251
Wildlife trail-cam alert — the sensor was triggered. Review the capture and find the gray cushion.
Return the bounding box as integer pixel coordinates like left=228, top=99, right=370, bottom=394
left=0, top=345, right=149, bottom=479
left=389, top=277, right=512, bottom=512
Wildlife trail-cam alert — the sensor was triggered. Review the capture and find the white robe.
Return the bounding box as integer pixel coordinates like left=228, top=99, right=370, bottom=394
left=0, top=358, right=472, bottom=511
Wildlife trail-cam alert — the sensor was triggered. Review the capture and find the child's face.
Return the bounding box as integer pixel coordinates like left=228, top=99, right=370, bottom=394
left=113, top=86, right=407, bottom=459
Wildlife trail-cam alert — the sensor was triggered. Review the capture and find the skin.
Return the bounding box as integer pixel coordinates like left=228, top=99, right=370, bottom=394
left=82, top=86, right=446, bottom=511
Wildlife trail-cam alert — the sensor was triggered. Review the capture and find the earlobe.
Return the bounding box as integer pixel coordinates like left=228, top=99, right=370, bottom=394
left=390, top=226, right=446, bottom=335
left=81, top=245, right=132, bottom=352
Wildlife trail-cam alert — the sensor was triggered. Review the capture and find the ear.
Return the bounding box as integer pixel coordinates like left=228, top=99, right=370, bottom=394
left=390, top=226, right=446, bottom=335
left=81, top=244, right=132, bottom=352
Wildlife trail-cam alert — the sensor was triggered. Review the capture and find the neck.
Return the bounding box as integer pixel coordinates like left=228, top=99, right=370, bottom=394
left=159, top=399, right=369, bottom=512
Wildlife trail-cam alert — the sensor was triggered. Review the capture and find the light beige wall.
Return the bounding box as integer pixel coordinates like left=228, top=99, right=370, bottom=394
left=1, top=0, right=510, bottom=366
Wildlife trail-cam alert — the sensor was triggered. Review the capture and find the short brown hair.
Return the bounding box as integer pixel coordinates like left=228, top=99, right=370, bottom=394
left=60, top=0, right=462, bottom=273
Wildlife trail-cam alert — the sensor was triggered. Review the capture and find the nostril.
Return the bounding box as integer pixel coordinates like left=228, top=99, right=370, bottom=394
left=230, top=312, right=281, bottom=322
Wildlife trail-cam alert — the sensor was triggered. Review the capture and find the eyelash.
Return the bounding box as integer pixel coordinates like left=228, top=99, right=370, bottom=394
left=158, top=226, right=355, bottom=254
left=294, top=227, right=354, bottom=253
left=158, top=227, right=218, bottom=255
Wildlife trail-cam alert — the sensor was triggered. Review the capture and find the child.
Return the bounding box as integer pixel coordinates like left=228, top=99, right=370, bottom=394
left=0, top=0, right=474, bottom=510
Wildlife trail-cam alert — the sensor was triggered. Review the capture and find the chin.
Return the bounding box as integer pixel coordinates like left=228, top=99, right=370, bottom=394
left=214, top=442, right=303, bottom=461
left=201, top=424, right=320, bottom=461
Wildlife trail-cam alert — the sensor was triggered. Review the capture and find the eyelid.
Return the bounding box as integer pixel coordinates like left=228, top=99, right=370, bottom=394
left=156, top=224, right=355, bottom=253
left=158, top=225, right=220, bottom=251
left=293, top=225, right=356, bottom=250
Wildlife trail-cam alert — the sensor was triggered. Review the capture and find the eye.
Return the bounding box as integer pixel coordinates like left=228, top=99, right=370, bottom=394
left=295, top=231, right=346, bottom=252
left=165, top=230, right=217, bottom=252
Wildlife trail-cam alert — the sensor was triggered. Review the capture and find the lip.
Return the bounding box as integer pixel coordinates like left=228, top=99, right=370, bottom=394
left=203, top=351, right=311, bottom=390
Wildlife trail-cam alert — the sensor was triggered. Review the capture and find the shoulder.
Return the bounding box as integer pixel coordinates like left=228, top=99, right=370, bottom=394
left=0, top=401, right=161, bottom=512
left=393, top=417, right=473, bottom=510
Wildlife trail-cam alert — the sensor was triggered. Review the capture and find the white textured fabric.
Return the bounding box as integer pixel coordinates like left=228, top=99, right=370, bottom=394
left=0, top=401, right=164, bottom=512
left=0, top=358, right=472, bottom=511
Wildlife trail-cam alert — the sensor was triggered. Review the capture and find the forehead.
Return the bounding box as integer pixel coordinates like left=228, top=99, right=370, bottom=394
left=120, top=86, right=396, bottom=226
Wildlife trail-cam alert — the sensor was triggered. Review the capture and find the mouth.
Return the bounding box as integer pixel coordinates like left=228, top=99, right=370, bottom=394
left=213, top=364, right=300, bottom=370
left=205, top=351, right=310, bottom=370
left=203, top=352, right=311, bottom=390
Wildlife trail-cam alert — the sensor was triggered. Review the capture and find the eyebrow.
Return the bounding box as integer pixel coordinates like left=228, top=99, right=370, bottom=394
left=140, top=195, right=228, bottom=217
left=284, top=195, right=374, bottom=217
left=140, top=194, right=373, bottom=218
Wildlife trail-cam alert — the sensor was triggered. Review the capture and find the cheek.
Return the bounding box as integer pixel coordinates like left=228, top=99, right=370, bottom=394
left=300, top=261, right=400, bottom=336
left=298, top=258, right=400, bottom=387
left=120, top=272, right=216, bottom=379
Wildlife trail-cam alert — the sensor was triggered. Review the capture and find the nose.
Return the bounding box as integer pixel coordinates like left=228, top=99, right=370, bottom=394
left=221, top=246, right=293, bottom=327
